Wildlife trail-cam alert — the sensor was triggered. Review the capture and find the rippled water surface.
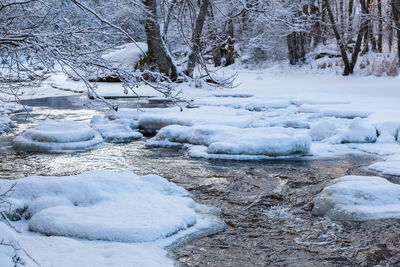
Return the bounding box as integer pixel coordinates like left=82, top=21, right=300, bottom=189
left=1, top=95, right=399, bottom=266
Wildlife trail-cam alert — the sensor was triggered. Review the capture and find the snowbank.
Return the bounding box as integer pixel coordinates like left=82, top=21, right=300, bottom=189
left=312, top=176, right=400, bottom=221
left=91, top=115, right=142, bottom=143
left=68, top=42, right=148, bottom=82
left=147, top=124, right=312, bottom=157
left=13, top=120, right=103, bottom=152
left=0, top=222, right=22, bottom=267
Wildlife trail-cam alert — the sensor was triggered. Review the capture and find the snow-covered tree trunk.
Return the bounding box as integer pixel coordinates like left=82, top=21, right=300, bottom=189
left=143, top=0, right=178, bottom=80
left=392, top=0, right=400, bottom=66
left=185, top=0, right=210, bottom=78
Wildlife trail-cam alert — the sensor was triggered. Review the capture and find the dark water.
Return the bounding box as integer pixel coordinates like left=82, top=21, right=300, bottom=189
left=1, top=96, right=399, bottom=266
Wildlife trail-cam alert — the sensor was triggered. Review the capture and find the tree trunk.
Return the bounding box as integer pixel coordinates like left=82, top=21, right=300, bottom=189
left=287, top=31, right=306, bottom=65
left=143, top=0, right=177, bottom=80
left=323, top=0, right=351, bottom=75
left=392, top=0, right=400, bottom=66
left=378, top=0, right=383, bottom=52
left=185, top=0, right=210, bottom=77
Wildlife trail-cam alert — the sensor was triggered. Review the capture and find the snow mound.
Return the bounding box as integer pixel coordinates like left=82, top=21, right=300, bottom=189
left=91, top=115, right=142, bottom=143
left=312, top=176, right=400, bottom=221
left=139, top=106, right=254, bottom=134
left=309, top=118, right=340, bottom=141
left=0, top=170, right=200, bottom=243
left=369, top=156, right=400, bottom=176
left=12, top=120, right=103, bottom=152
left=147, top=124, right=312, bottom=157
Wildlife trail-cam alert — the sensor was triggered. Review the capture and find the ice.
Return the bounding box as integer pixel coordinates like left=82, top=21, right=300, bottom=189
left=12, top=119, right=103, bottom=152
left=147, top=124, right=312, bottom=157
left=313, top=176, right=400, bottom=221
left=91, top=115, right=142, bottom=143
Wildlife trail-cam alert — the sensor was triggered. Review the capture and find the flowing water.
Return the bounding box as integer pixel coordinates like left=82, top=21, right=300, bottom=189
left=1, top=95, right=399, bottom=266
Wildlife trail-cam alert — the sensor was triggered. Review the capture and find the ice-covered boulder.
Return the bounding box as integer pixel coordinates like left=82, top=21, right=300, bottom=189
left=91, top=115, right=142, bottom=143
left=13, top=120, right=103, bottom=152
left=0, top=170, right=203, bottom=243
left=147, top=124, right=312, bottom=157
left=312, top=176, right=400, bottom=221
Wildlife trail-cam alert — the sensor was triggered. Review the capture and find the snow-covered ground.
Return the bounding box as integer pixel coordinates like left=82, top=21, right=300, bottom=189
left=0, top=170, right=224, bottom=266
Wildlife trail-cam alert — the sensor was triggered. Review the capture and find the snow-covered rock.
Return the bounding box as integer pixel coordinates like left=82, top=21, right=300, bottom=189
left=309, top=119, right=339, bottom=141
left=312, top=176, right=400, bottom=221
left=91, top=115, right=142, bottom=143
left=339, top=118, right=377, bottom=143
left=193, top=96, right=291, bottom=111
left=0, top=170, right=202, bottom=243
left=376, top=121, right=400, bottom=143
left=139, top=106, right=254, bottom=134
left=147, top=124, right=312, bottom=157
left=13, top=120, right=103, bottom=152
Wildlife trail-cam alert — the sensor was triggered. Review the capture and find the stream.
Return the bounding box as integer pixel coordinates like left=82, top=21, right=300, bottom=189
left=1, top=95, right=400, bottom=266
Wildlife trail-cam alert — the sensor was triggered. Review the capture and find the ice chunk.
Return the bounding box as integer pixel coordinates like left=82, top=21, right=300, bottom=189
left=313, top=176, right=400, bottom=221
left=91, top=115, right=142, bottom=143
left=0, top=170, right=199, bottom=243
left=147, top=124, right=312, bottom=157
left=12, top=119, right=103, bottom=152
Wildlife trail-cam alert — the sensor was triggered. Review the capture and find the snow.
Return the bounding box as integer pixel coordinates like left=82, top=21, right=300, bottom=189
left=0, top=115, right=14, bottom=134
left=138, top=106, right=254, bottom=134
left=91, top=115, right=142, bottom=143
left=147, top=124, right=312, bottom=157
left=68, top=42, right=148, bottom=82
left=312, top=176, right=400, bottom=221
left=0, top=170, right=224, bottom=266
left=13, top=119, right=103, bottom=152
left=0, top=222, right=21, bottom=267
